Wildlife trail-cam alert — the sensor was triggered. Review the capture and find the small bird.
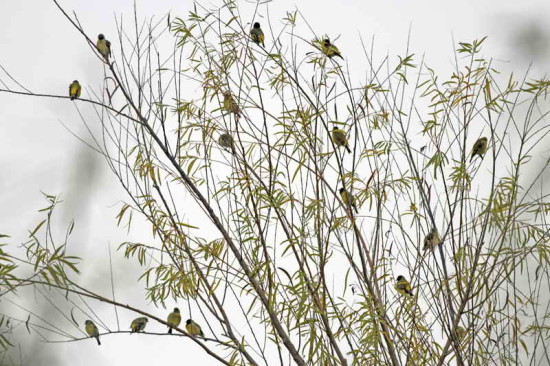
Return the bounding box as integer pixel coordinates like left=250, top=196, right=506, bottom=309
left=167, top=307, right=182, bottom=334
left=250, top=22, right=265, bottom=47
left=130, top=317, right=148, bottom=333
left=456, top=326, right=466, bottom=341
left=218, top=132, right=236, bottom=154
left=185, top=319, right=204, bottom=338
left=69, top=80, right=81, bottom=100
left=470, top=137, right=488, bottom=162
left=321, top=39, right=343, bottom=59
left=395, top=275, right=413, bottom=296
left=84, top=320, right=101, bottom=345
left=339, top=187, right=358, bottom=213
left=223, top=91, right=241, bottom=118
left=331, top=127, right=351, bottom=153
left=96, top=34, right=111, bottom=61
left=423, top=227, right=440, bottom=251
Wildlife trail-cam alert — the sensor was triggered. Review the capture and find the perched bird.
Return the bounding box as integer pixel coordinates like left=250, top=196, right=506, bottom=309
left=69, top=80, right=81, bottom=100
left=321, top=39, right=343, bottom=59
left=250, top=22, right=265, bottom=47
left=218, top=132, right=236, bottom=154
left=423, top=227, right=440, bottom=251
left=96, top=34, right=111, bottom=61
left=130, top=317, right=148, bottom=333
left=470, top=137, right=488, bottom=162
left=395, top=275, right=413, bottom=296
left=185, top=319, right=204, bottom=338
left=84, top=320, right=101, bottom=346
left=167, top=307, right=182, bottom=334
left=223, top=91, right=241, bottom=118
left=339, top=187, right=358, bottom=213
left=456, top=326, right=467, bottom=341
left=331, top=127, right=351, bottom=153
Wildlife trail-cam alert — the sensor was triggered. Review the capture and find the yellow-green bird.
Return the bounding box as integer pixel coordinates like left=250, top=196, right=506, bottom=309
left=218, top=132, right=236, bottom=155
left=395, top=275, right=413, bottom=296
left=331, top=127, right=351, bottom=153
left=321, top=39, right=343, bottom=59
left=423, top=227, right=440, bottom=251
left=96, top=34, right=111, bottom=61
left=339, top=187, right=358, bottom=213
left=470, top=137, right=488, bottom=162
left=130, top=317, right=148, bottom=333
left=223, top=91, right=241, bottom=118
left=69, top=80, right=81, bottom=100
left=84, top=320, right=101, bottom=345
left=456, top=326, right=466, bottom=341
left=250, top=22, right=265, bottom=47
left=167, top=307, right=181, bottom=334
left=185, top=319, right=204, bottom=338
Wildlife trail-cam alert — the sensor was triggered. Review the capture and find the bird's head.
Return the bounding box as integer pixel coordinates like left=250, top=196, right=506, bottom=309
left=332, top=126, right=339, bottom=131
left=480, top=137, right=488, bottom=143
left=174, top=307, right=180, bottom=313
left=144, top=318, right=149, bottom=323
left=186, top=319, right=192, bottom=325
left=85, top=320, right=92, bottom=326
left=73, top=80, right=79, bottom=84
left=253, top=22, right=260, bottom=28
left=323, top=39, right=331, bottom=46
left=98, top=34, right=105, bottom=40
left=339, top=187, right=345, bottom=193
left=396, top=275, right=404, bottom=281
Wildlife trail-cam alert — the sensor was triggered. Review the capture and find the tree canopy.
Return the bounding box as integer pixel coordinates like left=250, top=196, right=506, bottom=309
left=1, top=1, right=550, bottom=365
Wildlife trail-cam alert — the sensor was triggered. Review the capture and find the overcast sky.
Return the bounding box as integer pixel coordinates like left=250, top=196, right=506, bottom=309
left=0, top=0, right=549, bottom=365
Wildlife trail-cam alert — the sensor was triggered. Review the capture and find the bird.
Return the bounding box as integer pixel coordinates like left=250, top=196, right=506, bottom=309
left=130, top=317, right=148, bottom=333
left=339, top=187, right=358, bottom=213
left=321, top=39, right=343, bottom=59
left=456, top=326, right=467, bottom=341
left=250, top=22, right=265, bottom=47
left=96, top=34, right=111, bottom=61
left=223, top=91, right=241, bottom=118
left=395, top=275, right=413, bottom=296
left=423, top=227, right=440, bottom=251
left=69, top=80, right=81, bottom=100
left=331, top=127, right=351, bottom=153
left=218, top=132, right=236, bottom=154
left=470, top=137, right=488, bottom=162
left=185, top=319, right=204, bottom=338
left=84, top=320, right=101, bottom=345
left=167, top=307, right=182, bottom=334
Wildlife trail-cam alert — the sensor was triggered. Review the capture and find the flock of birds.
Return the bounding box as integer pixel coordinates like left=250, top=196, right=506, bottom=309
left=84, top=308, right=203, bottom=345
left=69, top=22, right=487, bottom=346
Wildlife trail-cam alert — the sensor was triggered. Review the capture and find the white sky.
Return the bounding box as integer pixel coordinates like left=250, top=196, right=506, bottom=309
left=0, top=0, right=549, bottom=365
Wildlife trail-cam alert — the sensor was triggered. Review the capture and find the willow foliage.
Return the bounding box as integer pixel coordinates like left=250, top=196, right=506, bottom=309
left=1, top=1, right=549, bottom=365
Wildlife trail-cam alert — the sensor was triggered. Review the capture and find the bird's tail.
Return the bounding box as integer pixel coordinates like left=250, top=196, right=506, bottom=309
left=345, top=145, right=351, bottom=154
left=353, top=205, right=358, bottom=214
left=70, top=96, right=75, bottom=101
left=96, top=336, right=101, bottom=346
left=168, top=327, right=173, bottom=334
